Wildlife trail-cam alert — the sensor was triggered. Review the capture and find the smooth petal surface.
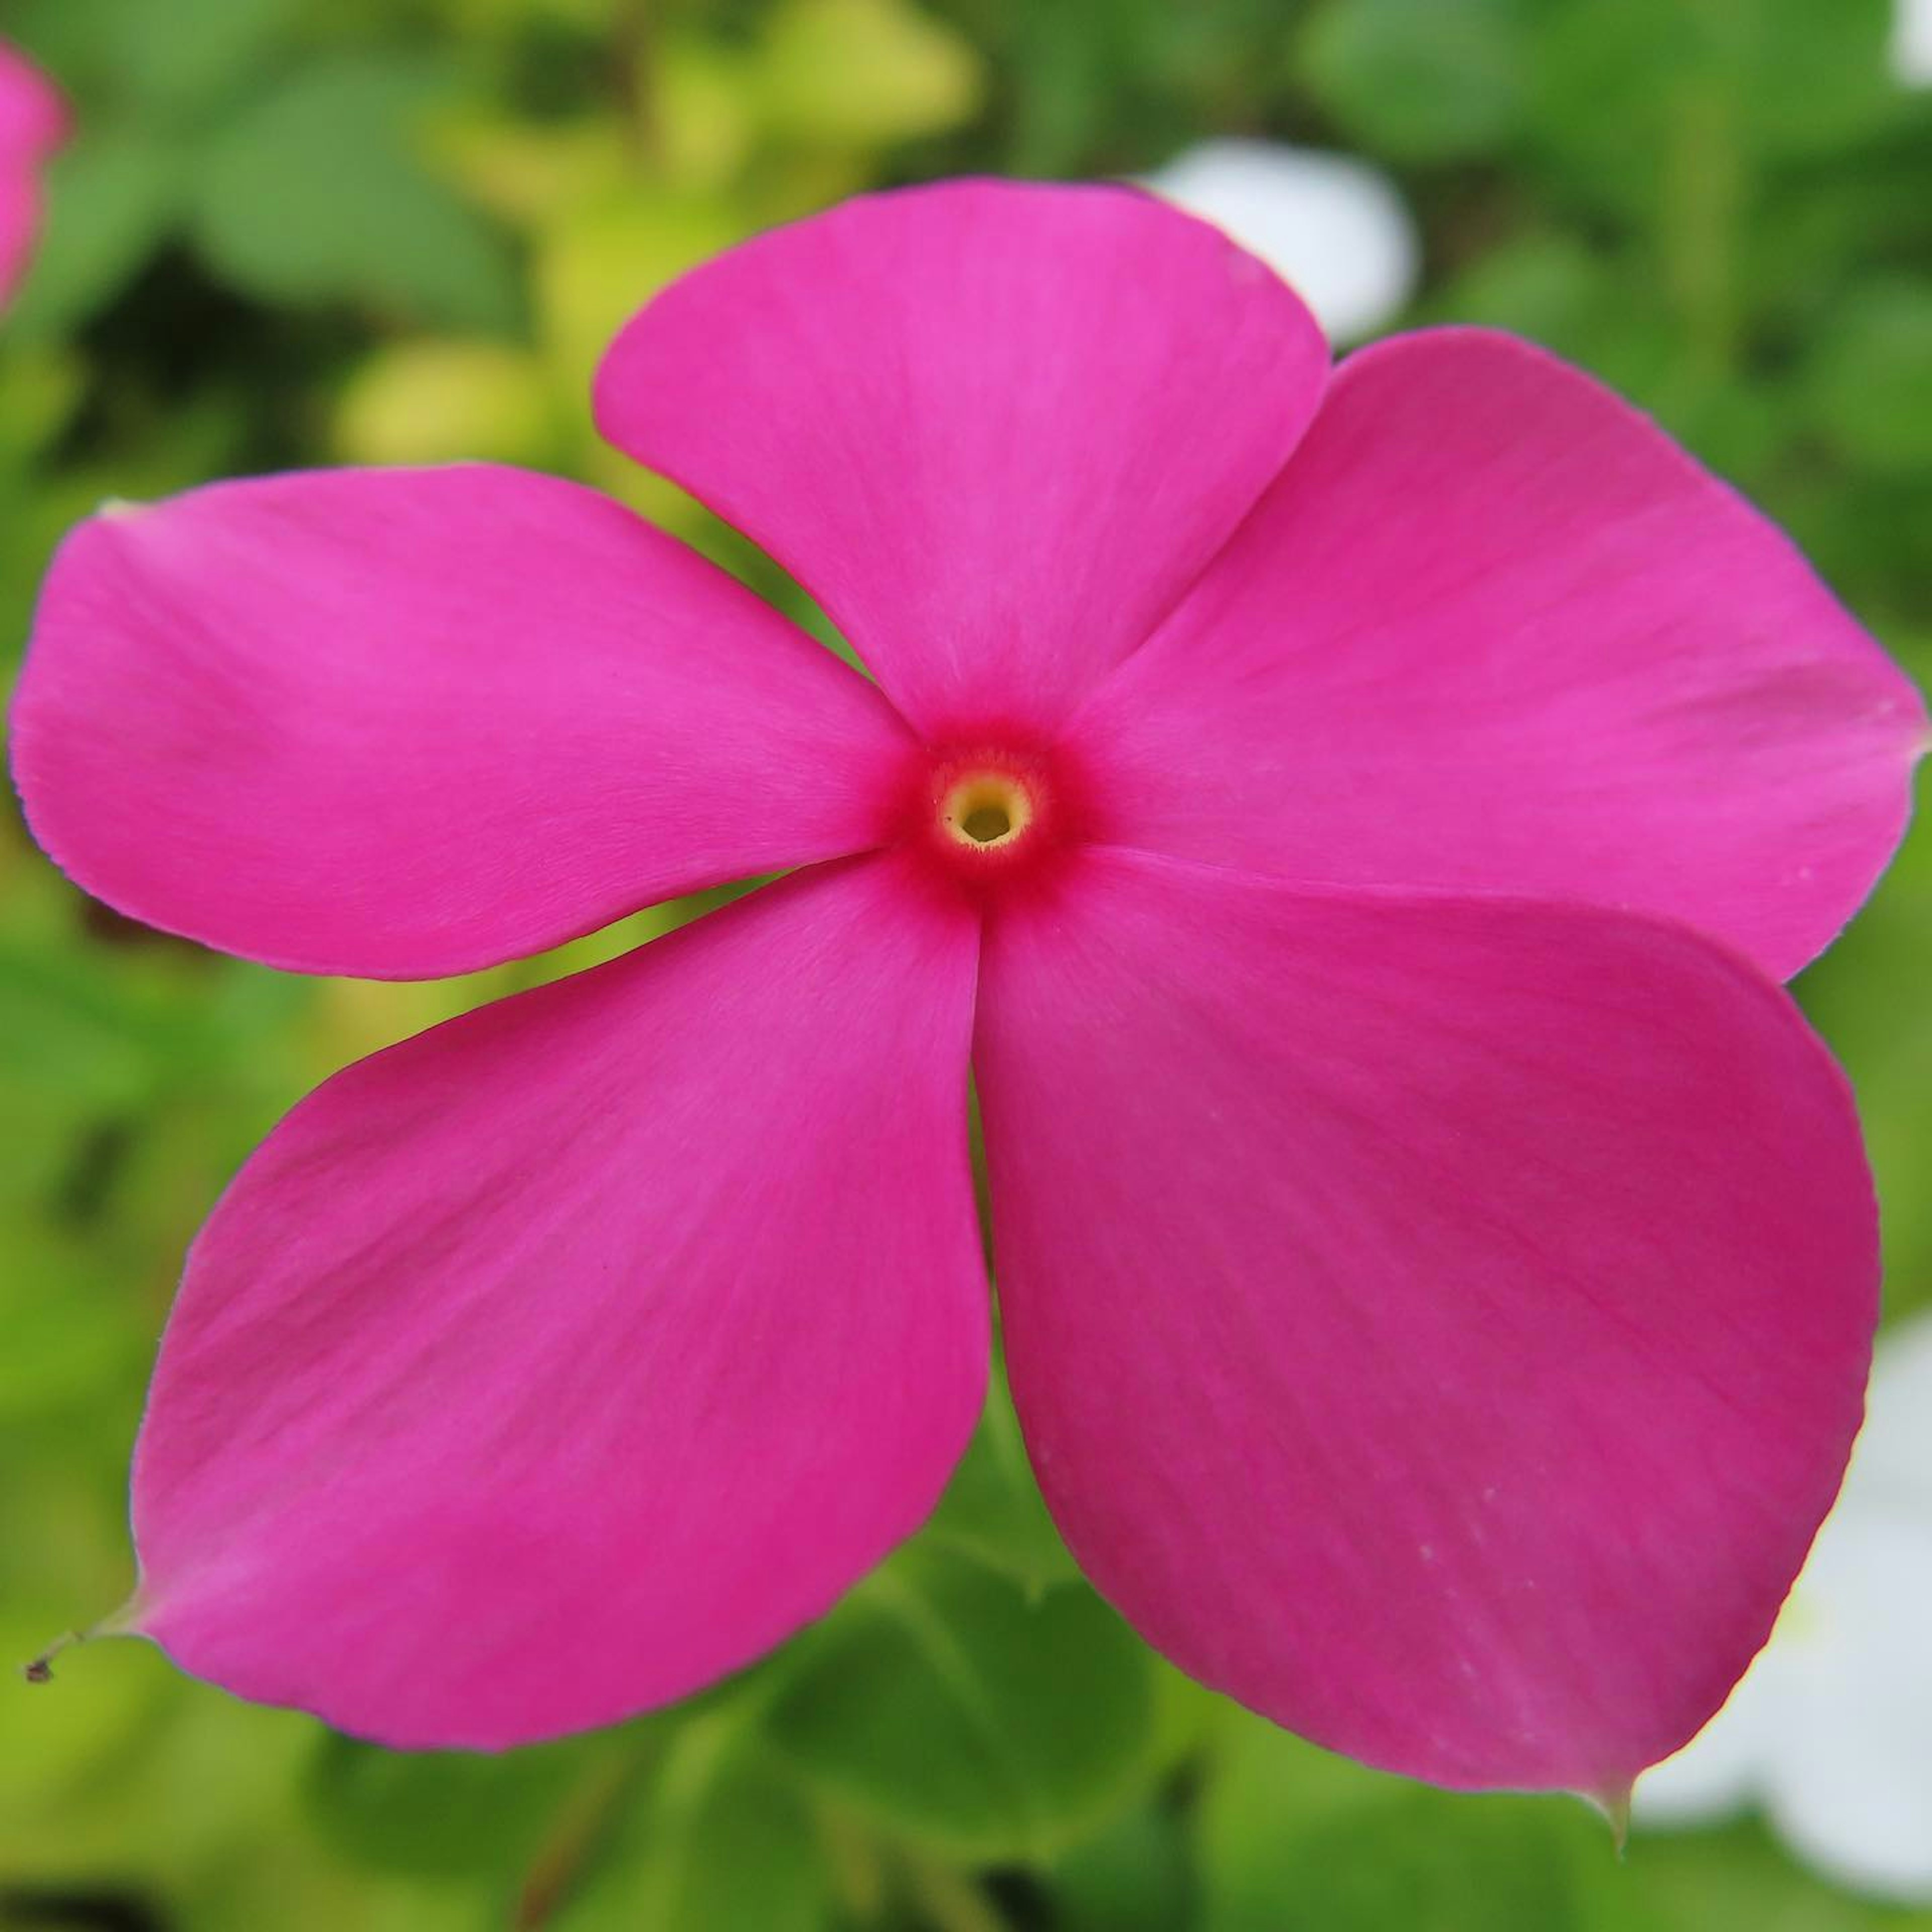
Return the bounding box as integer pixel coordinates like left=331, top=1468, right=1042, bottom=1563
left=11, top=466, right=914, bottom=977
left=1069, top=329, right=1927, bottom=981
left=130, top=853, right=988, bottom=1747
left=595, top=179, right=1329, bottom=738
left=975, top=849, right=1878, bottom=1794
left=1, top=39, right=67, bottom=306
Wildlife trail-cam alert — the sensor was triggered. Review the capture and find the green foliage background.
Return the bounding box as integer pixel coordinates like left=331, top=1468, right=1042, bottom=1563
left=2, top=0, right=1929, bottom=1926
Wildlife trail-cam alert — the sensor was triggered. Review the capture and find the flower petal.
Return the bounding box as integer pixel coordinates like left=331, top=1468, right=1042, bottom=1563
left=0, top=40, right=65, bottom=158
left=1067, top=328, right=1927, bottom=981
left=129, top=852, right=987, bottom=1748
left=11, top=466, right=914, bottom=977
left=975, top=848, right=1877, bottom=1794
left=594, top=179, right=1328, bottom=739
left=1, top=38, right=67, bottom=306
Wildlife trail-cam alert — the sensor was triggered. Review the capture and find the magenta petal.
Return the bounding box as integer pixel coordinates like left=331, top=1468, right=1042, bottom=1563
left=130, top=854, right=987, bottom=1748
left=11, top=467, right=914, bottom=976
left=1, top=39, right=67, bottom=307
left=594, top=180, right=1328, bottom=739
left=1069, top=329, right=1928, bottom=981
left=975, top=848, right=1877, bottom=1795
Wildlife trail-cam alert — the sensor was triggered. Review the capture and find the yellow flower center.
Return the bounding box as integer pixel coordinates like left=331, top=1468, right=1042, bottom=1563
left=938, top=770, right=1034, bottom=851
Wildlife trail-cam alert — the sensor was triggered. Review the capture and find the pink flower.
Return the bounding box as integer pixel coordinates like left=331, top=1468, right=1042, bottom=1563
left=11, top=182, right=1927, bottom=1803
left=0, top=39, right=66, bottom=310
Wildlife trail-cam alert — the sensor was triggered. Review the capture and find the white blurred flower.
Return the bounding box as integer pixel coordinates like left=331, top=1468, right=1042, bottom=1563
left=1143, top=138, right=1420, bottom=343
left=1637, top=1313, right=1932, bottom=1901
left=1896, top=0, right=1932, bottom=86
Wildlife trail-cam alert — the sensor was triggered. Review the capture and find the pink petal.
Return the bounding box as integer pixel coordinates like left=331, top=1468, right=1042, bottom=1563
left=0, top=41, right=65, bottom=167
left=1068, top=329, right=1928, bottom=982
left=11, top=467, right=916, bottom=976
left=594, top=180, right=1328, bottom=740
left=129, top=852, right=987, bottom=1748
left=1, top=39, right=68, bottom=307
left=975, top=847, right=1878, bottom=1796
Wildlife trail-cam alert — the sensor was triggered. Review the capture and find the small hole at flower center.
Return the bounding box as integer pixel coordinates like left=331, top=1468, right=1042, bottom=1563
left=939, top=771, right=1034, bottom=853
left=960, top=803, right=1012, bottom=844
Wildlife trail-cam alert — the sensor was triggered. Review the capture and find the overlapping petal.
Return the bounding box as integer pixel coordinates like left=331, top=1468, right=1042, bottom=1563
left=11, top=466, right=915, bottom=977
left=1068, top=329, right=1927, bottom=981
left=974, top=848, right=1877, bottom=1795
left=594, top=179, right=1330, bottom=739
left=128, top=853, right=987, bottom=1747
left=1, top=38, right=67, bottom=307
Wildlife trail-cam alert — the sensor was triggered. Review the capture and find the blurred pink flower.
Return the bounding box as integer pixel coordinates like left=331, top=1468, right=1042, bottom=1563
left=11, top=181, right=1927, bottom=1803
left=0, top=39, right=66, bottom=310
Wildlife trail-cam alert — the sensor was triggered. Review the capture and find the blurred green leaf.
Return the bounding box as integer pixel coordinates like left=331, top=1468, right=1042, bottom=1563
left=1526, top=0, right=1895, bottom=226
left=1430, top=233, right=1627, bottom=371
left=0, top=1623, right=166, bottom=1831
left=1612, top=1814, right=1931, bottom=1932
left=0, top=348, right=86, bottom=463
left=1200, top=1713, right=1598, bottom=1932
left=753, top=0, right=985, bottom=148
left=1054, top=1802, right=1195, bottom=1932
left=1797, top=784, right=1932, bottom=1303
left=0, top=943, right=169, bottom=1114
left=533, top=189, right=738, bottom=407
left=6, top=0, right=298, bottom=117
left=0, top=1232, right=143, bottom=1421
left=1290, top=1795, right=1593, bottom=1931
left=923, top=1371, right=1077, bottom=1595
left=1197, top=1707, right=1396, bottom=1916
left=305, top=1732, right=600, bottom=1881
left=1801, top=280, right=1932, bottom=474
left=1300, top=0, right=1525, bottom=163
left=331, top=337, right=555, bottom=466
left=1721, top=0, right=1896, bottom=160
left=550, top=1722, right=832, bottom=1932
left=7, top=131, right=188, bottom=342
left=110, top=0, right=307, bottom=119
left=188, top=59, right=518, bottom=328
left=766, top=1548, right=1157, bottom=1860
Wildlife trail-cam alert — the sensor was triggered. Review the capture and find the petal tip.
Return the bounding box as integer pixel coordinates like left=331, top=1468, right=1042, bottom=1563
left=1577, top=1778, right=1635, bottom=1854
